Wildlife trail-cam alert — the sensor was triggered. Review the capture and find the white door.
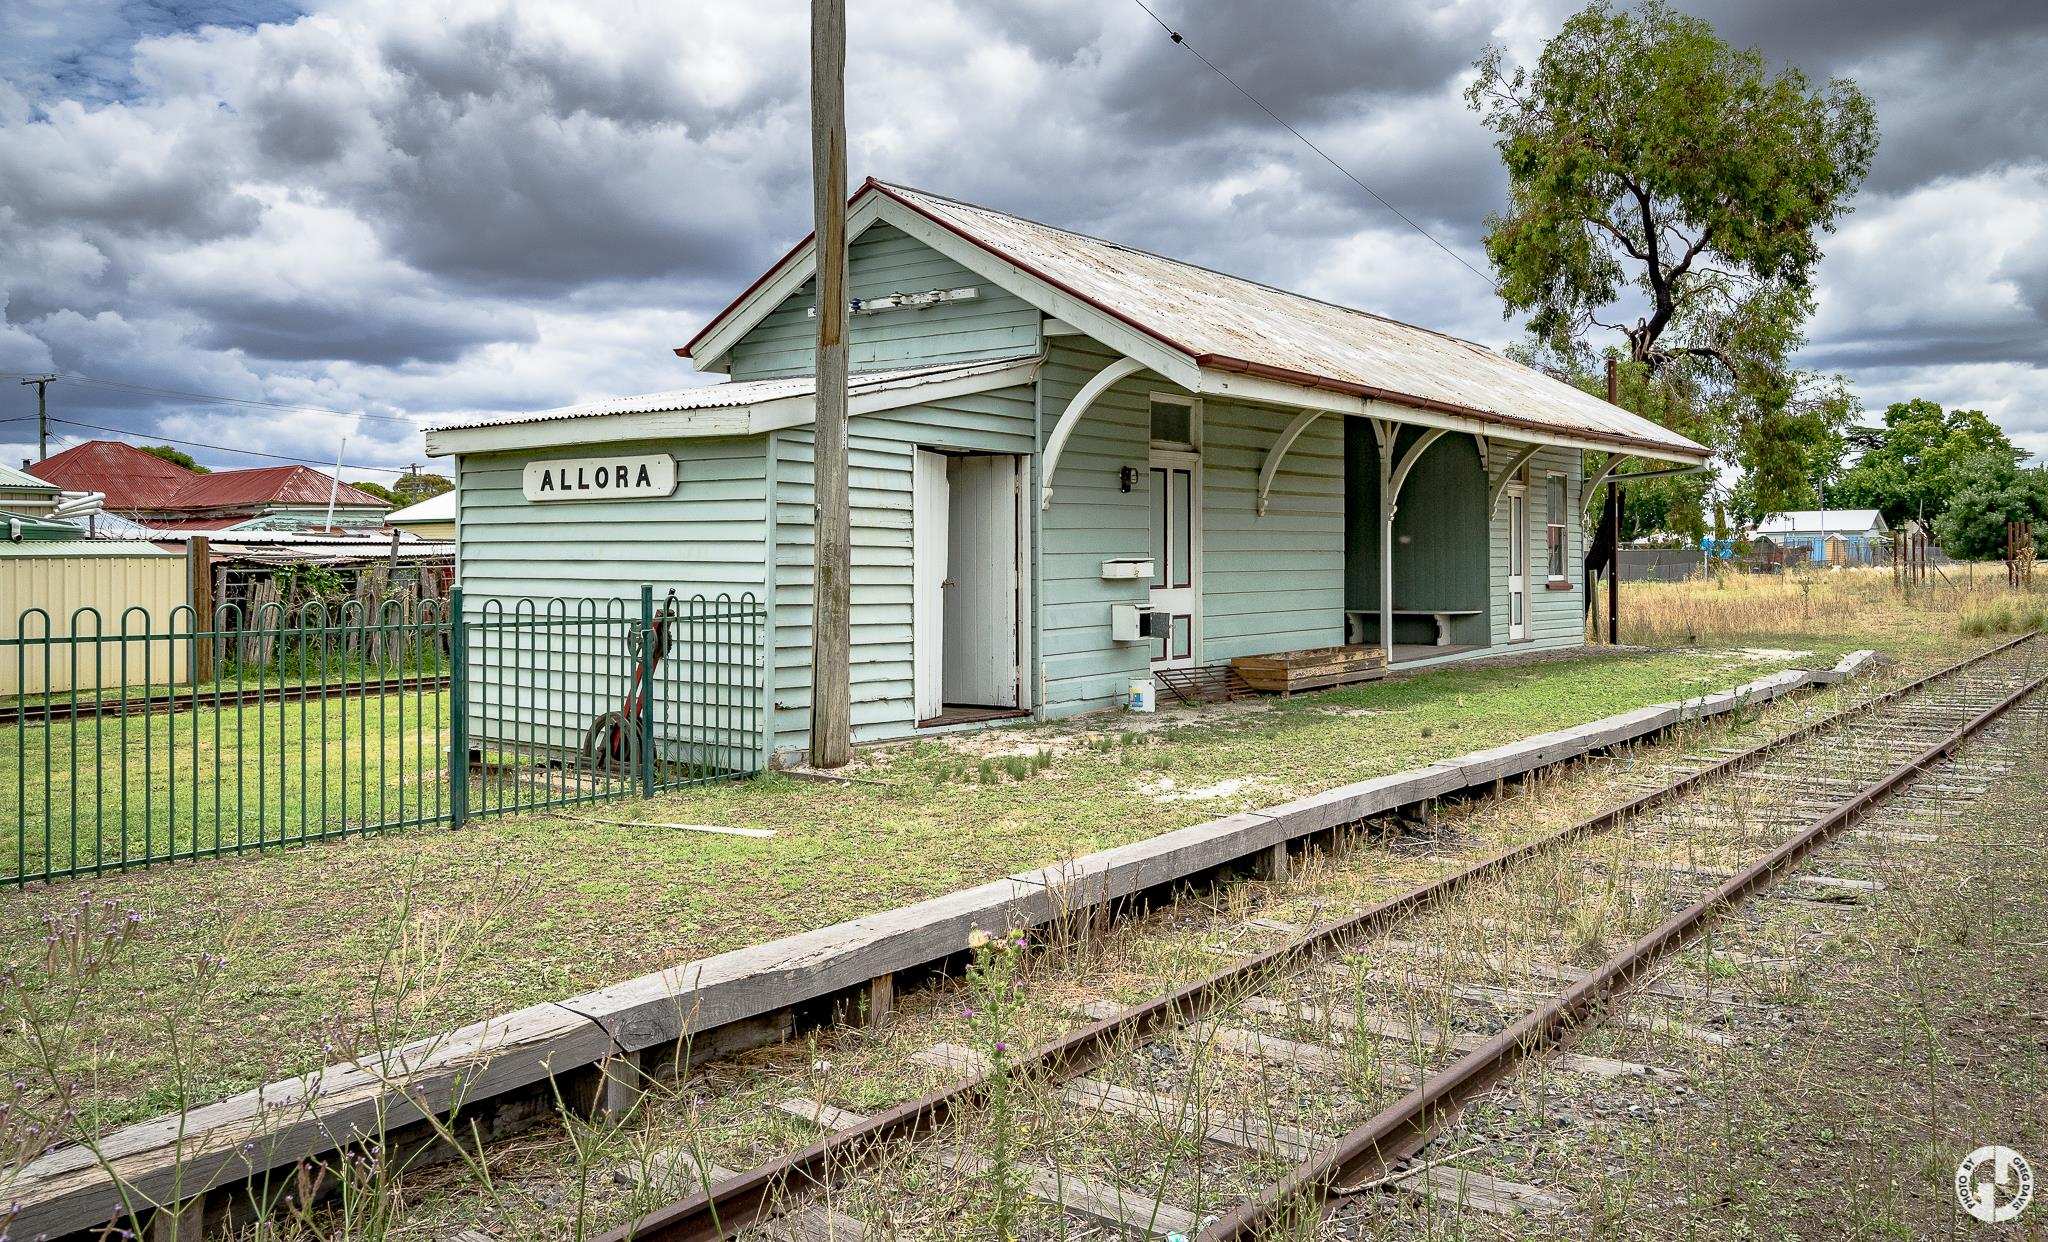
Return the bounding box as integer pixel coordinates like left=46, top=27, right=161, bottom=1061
left=1148, top=449, right=1200, bottom=670
left=912, top=449, right=949, bottom=720
left=943, top=455, right=1020, bottom=707
left=1507, top=483, right=1528, bottom=641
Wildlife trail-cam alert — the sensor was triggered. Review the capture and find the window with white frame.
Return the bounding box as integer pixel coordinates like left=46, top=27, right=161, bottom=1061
left=1545, top=474, right=1569, bottom=581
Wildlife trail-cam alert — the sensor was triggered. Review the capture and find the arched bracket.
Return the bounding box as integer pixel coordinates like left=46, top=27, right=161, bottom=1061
left=1486, top=442, right=1543, bottom=515
left=1040, top=356, right=1146, bottom=509
left=1255, top=409, right=1326, bottom=516
left=1375, top=419, right=1447, bottom=516
left=1584, top=452, right=1632, bottom=497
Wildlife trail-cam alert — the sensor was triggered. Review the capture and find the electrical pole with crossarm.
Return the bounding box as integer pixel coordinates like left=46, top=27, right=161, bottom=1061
left=18, top=375, right=55, bottom=461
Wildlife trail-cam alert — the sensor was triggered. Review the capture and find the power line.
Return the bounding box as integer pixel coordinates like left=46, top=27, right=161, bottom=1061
left=1126, top=0, right=1496, bottom=288
left=1, top=371, right=418, bottom=426
left=45, top=418, right=415, bottom=475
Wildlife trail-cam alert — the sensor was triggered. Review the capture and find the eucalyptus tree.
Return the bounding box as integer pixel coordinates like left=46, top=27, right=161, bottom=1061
left=1467, top=0, right=1877, bottom=510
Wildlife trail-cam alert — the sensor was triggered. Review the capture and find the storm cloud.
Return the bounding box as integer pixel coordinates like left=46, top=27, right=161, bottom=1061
left=0, top=0, right=2043, bottom=478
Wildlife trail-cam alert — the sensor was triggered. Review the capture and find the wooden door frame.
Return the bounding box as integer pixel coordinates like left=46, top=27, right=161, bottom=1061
left=1148, top=446, right=1203, bottom=671
left=1506, top=478, right=1528, bottom=642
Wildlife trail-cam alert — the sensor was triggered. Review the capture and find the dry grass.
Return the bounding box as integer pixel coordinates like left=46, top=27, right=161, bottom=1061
left=1617, top=565, right=2045, bottom=652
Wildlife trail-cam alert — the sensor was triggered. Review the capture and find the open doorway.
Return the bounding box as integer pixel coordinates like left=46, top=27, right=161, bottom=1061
left=913, top=449, right=1026, bottom=727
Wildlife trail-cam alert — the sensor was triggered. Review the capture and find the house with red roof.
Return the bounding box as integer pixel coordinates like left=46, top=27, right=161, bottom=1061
left=28, top=441, right=389, bottom=531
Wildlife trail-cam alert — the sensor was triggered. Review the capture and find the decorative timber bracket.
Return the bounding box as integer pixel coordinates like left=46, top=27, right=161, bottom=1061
left=1040, top=356, right=1146, bottom=509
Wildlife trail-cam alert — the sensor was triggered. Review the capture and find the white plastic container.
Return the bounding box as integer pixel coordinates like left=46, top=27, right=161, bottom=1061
left=1127, top=677, right=1156, bottom=713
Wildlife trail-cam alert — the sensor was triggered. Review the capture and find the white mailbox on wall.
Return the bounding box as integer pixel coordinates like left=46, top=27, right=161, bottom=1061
left=1100, top=558, right=1154, bottom=580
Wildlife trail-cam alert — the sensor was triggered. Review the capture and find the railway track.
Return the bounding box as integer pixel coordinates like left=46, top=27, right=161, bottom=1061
left=596, top=633, right=2044, bottom=1241
left=0, top=673, right=451, bottom=726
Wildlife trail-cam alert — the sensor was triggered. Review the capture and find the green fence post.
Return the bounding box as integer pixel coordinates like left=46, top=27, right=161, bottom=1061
left=638, top=584, right=657, bottom=798
left=448, top=587, right=469, bottom=829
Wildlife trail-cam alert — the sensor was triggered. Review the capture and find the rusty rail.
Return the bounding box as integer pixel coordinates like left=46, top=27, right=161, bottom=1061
left=1207, top=650, right=2047, bottom=1236
left=601, top=632, right=2037, bottom=1242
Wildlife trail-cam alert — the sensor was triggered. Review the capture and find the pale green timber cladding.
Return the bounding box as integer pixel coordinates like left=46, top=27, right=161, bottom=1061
left=1038, top=338, right=1344, bottom=718
left=454, top=438, right=771, bottom=757
left=1344, top=425, right=1492, bottom=646
left=726, top=222, right=1042, bottom=381
left=1486, top=445, right=1585, bottom=649
left=767, top=386, right=1038, bottom=755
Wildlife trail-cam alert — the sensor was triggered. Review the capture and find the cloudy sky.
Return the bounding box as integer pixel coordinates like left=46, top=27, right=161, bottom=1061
left=1, top=0, right=2044, bottom=485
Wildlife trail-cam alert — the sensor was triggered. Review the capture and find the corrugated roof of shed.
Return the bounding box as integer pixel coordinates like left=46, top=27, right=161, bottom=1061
left=1754, top=509, right=1886, bottom=534
left=0, top=462, right=60, bottom=493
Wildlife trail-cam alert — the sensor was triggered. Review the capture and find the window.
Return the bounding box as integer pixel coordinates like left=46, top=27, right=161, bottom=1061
left=1545, top=474, right=1569, bottom=581
left=1149, top=396, right=1195, bottom=447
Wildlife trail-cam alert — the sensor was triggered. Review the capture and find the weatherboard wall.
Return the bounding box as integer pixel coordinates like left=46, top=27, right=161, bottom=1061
left=1037, top=337, right=1345, bottom=718
left=726, top=221, right=1042, bottom=381
left=453, top=439, right=772, bottom=759
left=765, top=385, right=1039, bottom=756
left=1486, top=444, right=1585, bottom=649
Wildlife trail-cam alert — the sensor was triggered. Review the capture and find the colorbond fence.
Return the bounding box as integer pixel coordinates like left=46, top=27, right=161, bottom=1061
left=1, top=586, right=764, bottom=885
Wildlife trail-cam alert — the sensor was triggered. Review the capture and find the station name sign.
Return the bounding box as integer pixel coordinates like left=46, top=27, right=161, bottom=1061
left=522, top=454, right=678, bottom=502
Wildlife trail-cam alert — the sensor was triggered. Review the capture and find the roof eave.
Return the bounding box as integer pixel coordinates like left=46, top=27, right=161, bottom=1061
left=426, top=355, right=1042, bottom=458
left=1194, top=354, right=1710, bottom=465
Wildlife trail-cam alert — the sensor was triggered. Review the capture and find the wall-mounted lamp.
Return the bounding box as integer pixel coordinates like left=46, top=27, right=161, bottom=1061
left=1119, top=466, right=1140, bottom=493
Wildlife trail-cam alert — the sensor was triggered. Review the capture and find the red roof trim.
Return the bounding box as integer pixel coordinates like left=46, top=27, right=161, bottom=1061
left=675, top=181, right=862, bottom=360
left=860, top=181, right=1205, bottom=361
left=678, top=181, right=1704, bottom=461
left=1196, top=355, right=1708, bottom=460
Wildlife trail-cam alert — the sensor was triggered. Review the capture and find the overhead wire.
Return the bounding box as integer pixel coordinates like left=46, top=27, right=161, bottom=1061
left=0, top=371, right=418, bottom=425
left=45, top=418, right=414, bottom=474
left=1125, top=0, right=1496, bottom=288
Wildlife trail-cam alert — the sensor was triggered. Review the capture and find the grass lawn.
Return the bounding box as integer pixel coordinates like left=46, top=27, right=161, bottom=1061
left=0, top=569, right=2037, bottom=1138
left=2, top=688, right=450, bottom=880
left=0, top=642, right=1844, bottom=1135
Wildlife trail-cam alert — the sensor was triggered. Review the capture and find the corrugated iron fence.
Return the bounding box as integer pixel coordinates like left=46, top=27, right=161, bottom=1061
left=1, top=586, right=765, bottom=885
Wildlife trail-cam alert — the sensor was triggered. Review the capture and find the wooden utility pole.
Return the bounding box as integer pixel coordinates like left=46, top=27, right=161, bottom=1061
left=1598, top=359, right=1622, bottom=644
left=188, top=536, right=214, bottom=685
left=18, top=375, right=54, bottom=461
left=807, top=0, right=852, bottom=768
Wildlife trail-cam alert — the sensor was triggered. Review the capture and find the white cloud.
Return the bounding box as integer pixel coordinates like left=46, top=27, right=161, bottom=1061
left=0, top=0, right=2041, bottom=478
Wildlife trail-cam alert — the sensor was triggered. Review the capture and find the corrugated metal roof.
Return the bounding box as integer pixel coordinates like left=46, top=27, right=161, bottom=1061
left=0, top=539, right=170, bottom=558
left=386, top=491, right=455, bottom=523
left=166, top=465, right=390, bottom=510
left=427, top=355, right=1038, bottom=434
left=1755, top=509, right=1885, bottom=535
left=31, top=440, right=198, bottom=508
left=0, top=462, right=59, bottom=493
left=28, top=443, right=389, bottom=512
left=867, top=182, right=1707, bottom=459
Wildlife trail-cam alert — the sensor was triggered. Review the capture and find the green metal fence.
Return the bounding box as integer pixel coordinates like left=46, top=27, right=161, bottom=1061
left=1, top=585, right=764, bottom=885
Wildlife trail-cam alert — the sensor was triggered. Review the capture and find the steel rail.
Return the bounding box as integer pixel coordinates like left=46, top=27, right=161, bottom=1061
left=1206, top=653, right=2048, bottom=1237
left=600, top=632, right=2037, bottom=1242
left=0, top=675, right=453, bottom=727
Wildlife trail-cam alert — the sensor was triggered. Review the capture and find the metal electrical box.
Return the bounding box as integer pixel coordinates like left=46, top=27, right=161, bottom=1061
left=1111, top=603, right=1142, bottom=642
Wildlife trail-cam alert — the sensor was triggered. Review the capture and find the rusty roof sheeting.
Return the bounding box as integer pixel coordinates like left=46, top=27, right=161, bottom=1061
left=868, top=182, right=1706, bottom=460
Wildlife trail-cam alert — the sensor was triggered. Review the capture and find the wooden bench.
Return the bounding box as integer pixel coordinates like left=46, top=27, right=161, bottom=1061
left=1345, top=608, right=1483, bottom=647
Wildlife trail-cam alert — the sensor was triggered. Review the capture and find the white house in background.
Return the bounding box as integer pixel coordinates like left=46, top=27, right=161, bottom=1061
left=384, top=490, right=456, bottom=541
left=1754, top=509, right=1890, bottom=564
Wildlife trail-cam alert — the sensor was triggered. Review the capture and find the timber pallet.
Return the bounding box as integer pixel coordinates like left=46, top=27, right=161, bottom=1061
left=1232, top=643, right=1387, bottom=695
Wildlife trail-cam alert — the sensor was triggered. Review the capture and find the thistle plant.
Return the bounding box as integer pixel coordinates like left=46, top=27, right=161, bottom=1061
left=964, top=925, right=1028, bottom=1240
